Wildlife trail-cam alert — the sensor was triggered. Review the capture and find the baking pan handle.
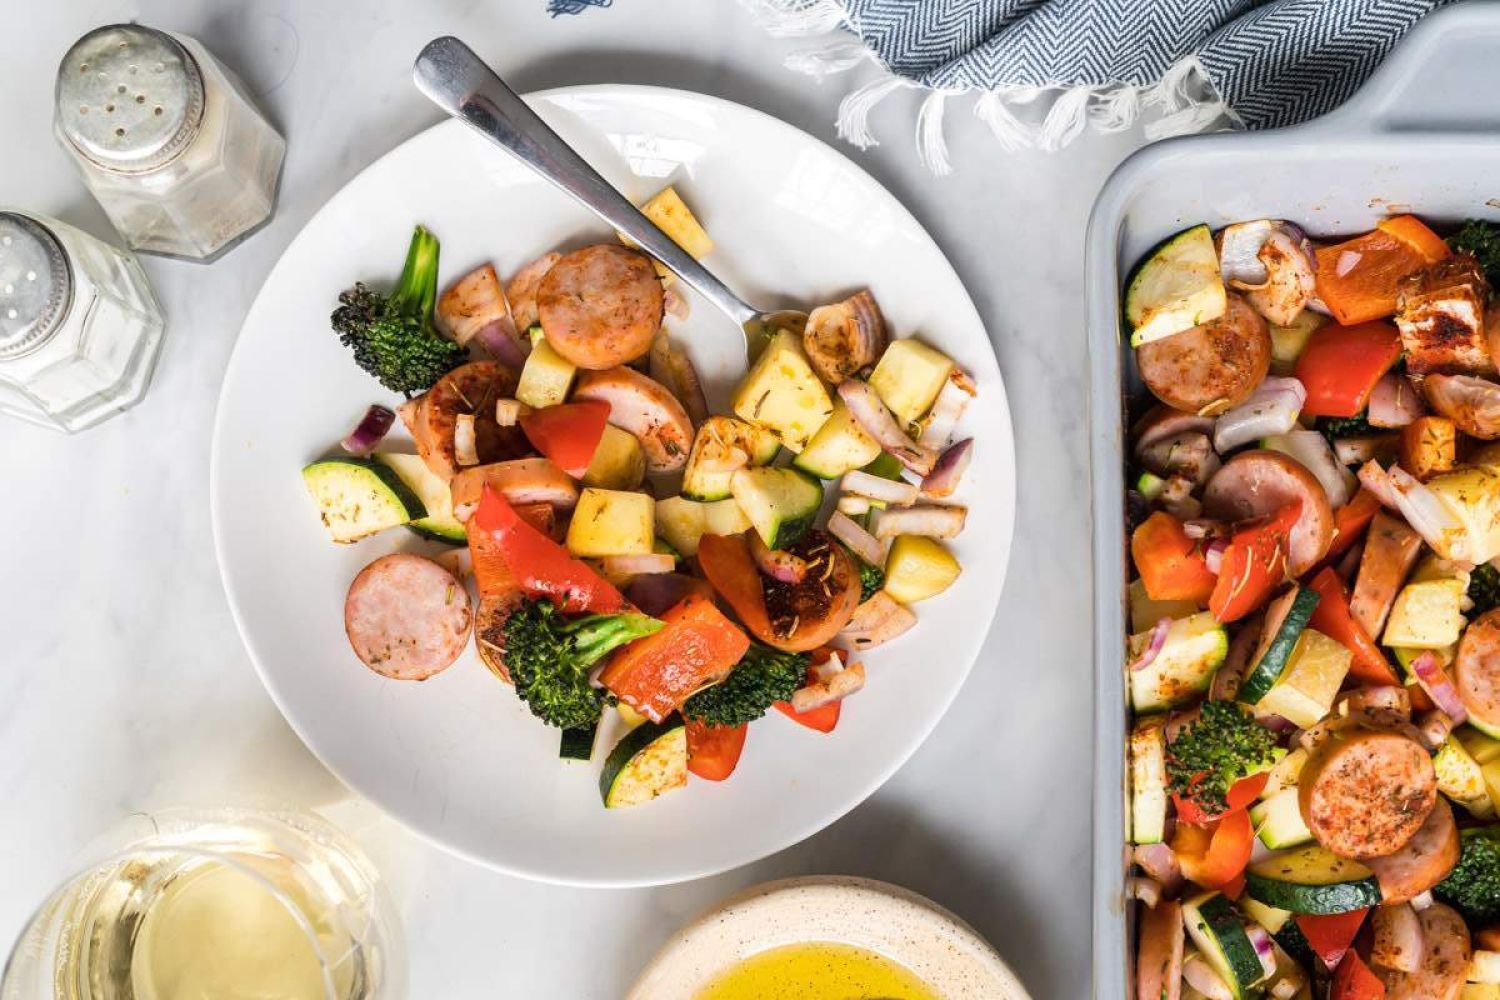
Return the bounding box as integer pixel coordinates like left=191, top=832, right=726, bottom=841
left=1320, top=1, right=1500, bottom=136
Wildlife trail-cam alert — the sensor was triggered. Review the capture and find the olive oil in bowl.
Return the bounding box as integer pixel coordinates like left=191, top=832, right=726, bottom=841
left=696, top=942, right=940, bottom=1000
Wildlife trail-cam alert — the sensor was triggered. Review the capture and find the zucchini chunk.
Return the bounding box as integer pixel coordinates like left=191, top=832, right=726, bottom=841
left=1249, top=788, right=1314, bottom=850
left=1130, top=717, right=1168, bottom=845
left=793, top=400, right=881, bottom=480
left=1126, top=224, right=1228, bottom=347
left=379, top=452, right=466, bottom=544
left=1244, top=845, right=1382, bottom=914
left=1238, top=586, right=1320, bottom=705
left=729, top=467, right=824, bottom=550
left=302, top=457, right=426, bottom=543
left=682, top=416, right=781, bottom=501
left=1182, top=892, right=1267, bottom=999
left=1128, top=612, right=1228, bottom=713
left=600, top=718, right=688, bottom=808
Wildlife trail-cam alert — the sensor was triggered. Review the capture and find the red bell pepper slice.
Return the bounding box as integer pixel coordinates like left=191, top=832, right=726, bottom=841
left=1132, top=512, right=1217, bottom=604
left=1330, top=950, right=1385, bottom=999
left=774, top=697, right=841, bottom=733
left=468, top=501, right=554, bottom=599
left=471, top=485, right=622, bottom=614
left=1307, top=568, right=1401, bottom=685
left=696, top=533, right=774, bottom=637
left=518, top=401, right=611, bottom=478
left=1172, top=809, right=1254, bottom=891
left=1295, top=321, right=1403, bottom=418
left=685, top=719, right=749, bottom=781
left=598, top=593, right=750, bottom=723
left=1210, top=504, right=1300, bottom=623
left=1298, top=909, right=1370, bottom=973
left=1173, top=772, right=1269, bottom=826
left=1323, top=489, right=1383, bottom=566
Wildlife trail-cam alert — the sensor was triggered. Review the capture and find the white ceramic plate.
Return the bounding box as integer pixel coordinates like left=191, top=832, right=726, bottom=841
left=627, top=876, right=1031, bottom=998
left=212, top=85, right=1015, bottom=886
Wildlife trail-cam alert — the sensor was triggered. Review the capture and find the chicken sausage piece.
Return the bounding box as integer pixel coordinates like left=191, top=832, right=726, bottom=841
left=1350, top=510, right=1425, bottom=639
left=573, top=366, right=694, bottom=473
left=505, top=251, right=561, bottom=333
left=1135, top=295, right=1271, bottom=415
left=1299, top=728, right=1437, bottom=860
left=1457, top=607, right=1500, bottom=732
left=537, top=245, right=664, bottom=370
left=1379, top=902, right=1471, bottom=1000
left=345, top=554, right=472, bottom=680
left=448, top=458, right=580, bottom=521
left=1425, top=373, right=1500, bottom=440
left=1203, top=450, right=1335, bottom=576
left=436, top=264, right=515, bottom=348
left=410, top=361, right=524, bottom=480
left=1363, top=796, right=1460, bottom=904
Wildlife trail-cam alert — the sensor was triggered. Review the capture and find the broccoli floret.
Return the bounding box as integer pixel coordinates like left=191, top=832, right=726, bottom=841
left=1166, top=701, right=1280, bottom=813
left=1318, top=412, right=1375, bottom=445
left=682, top=644, right=808, bottom=728
left=857, top=559, right=885, bottom=603
left=331, top=225, right=466, bottom=396
left=1471, top=563, right=1500, bottom=617
left=502, top=599, right=663, bottom=729
left=1436, top=827, right=1500, bottom=923
left=1449, top=220, right=1500, bottom=287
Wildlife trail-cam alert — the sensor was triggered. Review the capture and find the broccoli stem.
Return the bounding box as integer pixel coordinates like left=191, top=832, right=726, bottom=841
left=390, top=225, right=441, bottom=321
left=561, top=613, right=664, bottom=667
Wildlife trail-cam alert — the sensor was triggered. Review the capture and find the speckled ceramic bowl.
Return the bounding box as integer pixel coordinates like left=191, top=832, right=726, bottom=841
left=627, top=876, right=1031, bottom=999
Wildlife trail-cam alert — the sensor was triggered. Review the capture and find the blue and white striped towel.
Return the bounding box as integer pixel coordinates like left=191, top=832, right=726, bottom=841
left=557, top=0, right=1456, bottom=171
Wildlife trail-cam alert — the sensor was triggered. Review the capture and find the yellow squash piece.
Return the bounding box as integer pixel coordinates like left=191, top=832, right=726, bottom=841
left=883, top=535, right=961, bottom=604
left=582, top=425, right=647, bottom=491
left=868, top=339, right=955, bottom=426
left=639, top=186, right=714, bottom=260
left=1382, top=578, right=1466, bottom=649
left=1253, top=629, right=1351, bottom=729
left=730, top=330, right=833, bottom=453
left=516, top=336, right=577, bottom=409
left=566, top=488, right=655, bottom=557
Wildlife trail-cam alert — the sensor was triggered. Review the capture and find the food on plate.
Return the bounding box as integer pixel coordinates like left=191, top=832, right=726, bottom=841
left=301, top=190, right=979, bottom=807
left=1123, top=215, right=1500, bottom=998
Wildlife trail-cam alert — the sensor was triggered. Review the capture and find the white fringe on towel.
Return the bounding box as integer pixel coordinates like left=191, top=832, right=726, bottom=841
left=737, top=0, right=1232, bottom=171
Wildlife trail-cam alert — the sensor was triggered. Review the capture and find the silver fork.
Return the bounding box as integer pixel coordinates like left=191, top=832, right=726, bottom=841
left=412, top=36, right=805, bottom=354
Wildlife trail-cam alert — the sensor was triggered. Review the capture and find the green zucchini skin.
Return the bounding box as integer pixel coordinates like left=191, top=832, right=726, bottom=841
left=600, top=718, right=688, bottom=808
left=1239, top=587, right=1320, bottom=705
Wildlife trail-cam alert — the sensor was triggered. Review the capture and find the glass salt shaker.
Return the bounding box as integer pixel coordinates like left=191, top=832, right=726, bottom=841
left=0, top=211, right=166, bottom=433
left=53, top=24, right=286, bottom=261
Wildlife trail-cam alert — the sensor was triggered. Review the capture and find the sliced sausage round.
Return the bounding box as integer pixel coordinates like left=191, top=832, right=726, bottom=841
left=411, top=361, right=524, bottom=480
left=1130, top=405, right=1215, bottom=453
left=760, top=531, right=863, bottom=652
left=1364, top=796, right=1460, bottom=904
left=1298, top=728, right=1437, bottom=860
left=1203, top=450, right=1335, bottom=576
left=344, top=554, right=472, bottom=680
left=537, top=244, right=664, bottom=370
left=1457, top=607, right=1500, bottom=731
left=1378, top=902, right=1471, bottom=1000
left=1135, top=294, right=1271, bottom=415
left=573, top=366, right=694, bottom=472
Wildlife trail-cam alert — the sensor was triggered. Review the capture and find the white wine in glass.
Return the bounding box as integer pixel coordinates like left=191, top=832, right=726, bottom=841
left=2, top=807, right=404, bottom=1000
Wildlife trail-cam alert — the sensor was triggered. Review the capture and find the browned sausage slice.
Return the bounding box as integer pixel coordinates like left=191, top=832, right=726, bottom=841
left=448, top=458, right=580, bottom=521
left=1350, top=510, right=1424, bottom=639
left=537, top=245, right=664, bottom=370
left=1203, top=450, right=1335, bottom=576
left=1135, top=295, right=1271, bottom=415
left=1135, top=899, right=1183, bottom=1000
left=410, top=361, right=524, bottom=480
left=1298, top=728, right=1437, bottom=860
left=344, top=554, right=473, bottom=680
left=573, top=366, right=694, bottom=473
left=1379, top=902, right=1471, bottom=1000
left=1457, top=607, right=1500, bottom=732
left=505, top=251, right=561, bottom=333
left=1364, top=796, right=1460, bottom=903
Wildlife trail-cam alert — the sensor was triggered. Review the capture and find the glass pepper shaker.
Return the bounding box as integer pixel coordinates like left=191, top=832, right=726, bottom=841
left=53, top=24, right=286, bottom=261
left=0, top=211, right=166, bottom=433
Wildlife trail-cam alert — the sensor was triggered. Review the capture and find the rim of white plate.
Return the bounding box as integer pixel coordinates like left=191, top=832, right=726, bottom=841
left=210, top=84, right=1016, bottom=886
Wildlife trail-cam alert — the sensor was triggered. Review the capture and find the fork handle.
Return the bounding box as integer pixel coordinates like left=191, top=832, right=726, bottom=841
left=413, top=36, right=758, bottom=328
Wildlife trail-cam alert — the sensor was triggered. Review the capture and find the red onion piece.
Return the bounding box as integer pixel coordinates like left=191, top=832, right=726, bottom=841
left=828, top=511, right=884, bottom=566
left=474, top=318, right=530, bottom=368
left=840, top=592, right=916, bottom=650
left=625, top=573, right=710, bottom=617
left=601, top=553, right=676, bottom=578
left=1126, top=876, right=1162, bottom=908
left=837, top=379, right=938, bottom=476
left=1219, top=220, right=1279, bottom=286
left=841, top=470, right=919, bottom=505
left=1258, top=714, right=1298, bottom=734
left=1204, top=538, right=1228, bottom=575
left=453, top=413, right=480, bottom=466
left=1131, top=843, right=1182, bottom=894
left=1182, top=519, right=1229, bottom=541
left=749, top=532, right=809, bottom=583
left=663, top=287, right=689, bottom=320
left=340, top=404, right=396, bottom=456
left=1213, top=377, right=1306, bottom=453
left=1335, top=435, right=1398, bottom=466
left=1245, top=924, right=1278, bottom=981
left=1410, top=652, right=1468, bottom=724
left=920, top=438, right=973, bottom=498
left=872, top=504, right=967, bottom=539
left=916, top=374, right=975, bottom=450
left=1359, top=462, right=1469, bottom=560
left=1183, top=955, right=1235, bottom=1000
left=1371, top=903, right=1424, bottom=973
left=1368, top=373, right=1426, bottom=428
left=1416, top=709, right=1455, bottom=751
left=1130, top=617, right=1172, bottom=672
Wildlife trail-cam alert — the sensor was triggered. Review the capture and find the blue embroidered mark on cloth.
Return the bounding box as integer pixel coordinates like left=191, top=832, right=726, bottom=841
left=550, top=0, right=611, bottom=15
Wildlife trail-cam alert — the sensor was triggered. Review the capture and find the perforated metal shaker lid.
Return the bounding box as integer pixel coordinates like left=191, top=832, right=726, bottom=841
left=55, top=24, right=205, bottom=173
left=0, top=214, right=73, bottom=361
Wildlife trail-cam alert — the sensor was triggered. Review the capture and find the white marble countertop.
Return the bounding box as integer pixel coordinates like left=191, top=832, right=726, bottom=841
left=0, top=2, right=1151, bottom=996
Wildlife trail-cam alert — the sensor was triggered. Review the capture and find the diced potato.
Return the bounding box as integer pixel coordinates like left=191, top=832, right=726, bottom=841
left=1127, top=578, right=1199, bottom=633
left=1401, top=416, right=1457, bottom=481
left=1462, top=983, right=1500, bottom=1000
left=1461, top=726, right=1500, bottom=765
left=730, top=330, right=833, bottom=453
left=868, top=339, right=954, bottom=426
left=566, top=488, right=654, bottom=557
left=883, top=535, right=961, bottom=604
left=1383, top=578, right=1466, bottom=649
left=1435, top=737, right=1497, bottom=819
left=517, top=336, right=577, bottom=409
left=1253, top=629, right=1351, bottom=729
left=583, top=425, right=646, bottom=491
left=1428, top=464, right=1500, bottom=564
left=1269, top=311, right=1326, bottom=374
left=639, top=186, right=714, bottom=260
